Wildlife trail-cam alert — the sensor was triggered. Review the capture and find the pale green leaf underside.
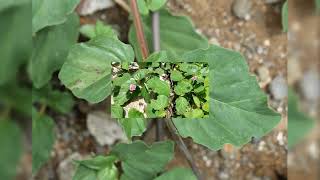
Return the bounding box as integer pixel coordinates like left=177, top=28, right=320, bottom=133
left=155, top=168, right=196, bottom=180
left=129, top=9, right=208, bottom=61
left=171, top=45, right=280, bottom=150
left=32, top=109, right=55, bottom=174
left=288, top=89, right=314, bottom=149
left=111, top=140, right=174, bottom=180
left=58, top=36, right=134, bottom=103
left=32, top=0, right=80, bottom=33
left=30, top=13, right=79, bottom=88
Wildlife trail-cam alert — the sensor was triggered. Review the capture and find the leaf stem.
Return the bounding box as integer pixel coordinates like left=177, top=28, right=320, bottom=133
left=164, top=119, right=204, bottom=180
left=129, top=0, right=149, bottom=60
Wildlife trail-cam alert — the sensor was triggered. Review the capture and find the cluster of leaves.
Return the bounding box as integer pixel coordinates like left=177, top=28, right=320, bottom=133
left=111, top=62, right=209, bottom=118
left=171, top=63, right=209, bottom=118
left=112, top=62, right=171, bottom=118
left=0, top=0, right=285, bottom=179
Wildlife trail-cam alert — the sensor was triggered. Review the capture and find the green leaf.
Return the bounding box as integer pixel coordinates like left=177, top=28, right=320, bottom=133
left=0, top=120, right=22, bottom=180
left=0, top=0, right=29, bottom=12
left=148, top=0, right=167, bottom=11
left=32, top=0, right=80, bottom=33
left=155, top=110, right=166, bottom=117
left=59, top=36, right=134, bottom=103
left=133, top=69, right=151, bottom=81
left=288, top=89, right=314, bottom=149
left=192, top=95, right=201, bottom=107
left=73, top=155, right=118, bottom=180
left=146, top=77, right=170, bottom=96
left=137, top=0, right=149, bottom=15
left=128, top=108, right=144, bottom=118
left=202, top=101, right=209, bottom=112
left=129, top=9, right=208, bottom=61
left=175, top=97, right=190, bottom=115
left=178, top=63, right=199, bottom=75
left=30, top=13, right=79, bottom=88
left=118, top=119, right=147, bottom=138
left=111, top=140, right=174, bottom=180
left=113, top=73, right=131, bottom=86
left=0, top=4, right=31, bottom=85
left=173, top=45, right=280, bottom=150
left=137, top=0, right=167, bottom=15
left=32, top=109, right=55, bottom=174
left=171, top=70, right=184, bottom=81
left=193, top=85, right=204, bottom=93
left=80, top=21, right=118, bottom=39
left=174, top=80, right=192, bottom=96
left=32, top=86, right=75, bottom=114
left=155, top=168, right=196, bottom=180
left=111, top=105, right=123, bottom=118
left=0, top=83, right=32, bottom=116
left=282, top=1, right=288, bottom=32
left=184, top=109, right=204, bottom=118
left=150, top=95, right=169, bottom=110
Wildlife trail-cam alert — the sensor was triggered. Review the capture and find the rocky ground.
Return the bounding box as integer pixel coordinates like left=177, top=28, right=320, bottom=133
left=25, top=0, right=320, bottom=179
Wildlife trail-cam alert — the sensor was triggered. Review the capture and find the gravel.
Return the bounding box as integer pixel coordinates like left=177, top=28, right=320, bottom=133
left=269, top=75, right=288, bottom=100
left=86, top=111, right=127, bottom=146
left=57, top=152, right=86, bottom=180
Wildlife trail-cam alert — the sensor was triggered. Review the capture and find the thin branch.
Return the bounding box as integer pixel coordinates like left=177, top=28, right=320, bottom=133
left=129, top=0, right=149, bottom=60
left=114, top=0, right=130, bottom=13
left=152, top=12, right=163, bottom=141
left=152, top=12, right=161, bottom=52
left=165, top=119, right=204, bottom=180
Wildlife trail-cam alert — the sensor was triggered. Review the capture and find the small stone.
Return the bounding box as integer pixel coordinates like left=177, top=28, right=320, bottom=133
left=299, top=69, right=320, bottom=101
left=232, top=0, right=252, bottom=19
left=77, top=0, right=115, bottom=15
left=87, top=111, right=127, bottom=146
left=270, top=75, right=288, bottom=100
left=257, top=66, right=271, bottom=87
left=264, top=39, right=271, bottom=46
left=258, top=141, right=266, bottom=151
left=276, top=132, right=285, bottom=146
left=308, top=142, right=319, bottom=159
left=57, top=153, right=86, bottom=180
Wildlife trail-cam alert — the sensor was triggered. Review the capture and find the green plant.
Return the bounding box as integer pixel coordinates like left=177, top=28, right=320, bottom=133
left=0, top=0, right=282, bottom=179
left=111, top=62, right=209, bottom=118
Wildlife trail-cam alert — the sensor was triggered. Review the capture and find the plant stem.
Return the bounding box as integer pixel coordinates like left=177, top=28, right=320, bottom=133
left=165, top=119, right=204, bottom=180
left=152, top=12, right=163, bottom=141
left=129, top=0, right=149, bottom=60
left=152, top=12, right=160, bottom=51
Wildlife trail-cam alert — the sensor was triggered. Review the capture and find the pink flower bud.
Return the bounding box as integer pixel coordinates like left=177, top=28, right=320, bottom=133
left=129, top=84, right=136, bottom=92
left=191, top=76, right=197, bottom=81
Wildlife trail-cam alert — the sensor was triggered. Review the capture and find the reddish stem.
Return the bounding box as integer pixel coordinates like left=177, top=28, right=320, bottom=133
left=129, top=0, right=149, bottom=60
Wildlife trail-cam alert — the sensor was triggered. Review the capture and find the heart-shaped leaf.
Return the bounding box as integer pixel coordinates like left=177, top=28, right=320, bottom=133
left=30, top=13, right=79, bottom=88
left=59, top=36, right=134, bottom=103
left=171, top=45, right=280, bottom=150
left=32, top=0, right=80, bottom=33
left=32, top=108, right=55, bottom=174
left=111, top=140, right=174, bottom=180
